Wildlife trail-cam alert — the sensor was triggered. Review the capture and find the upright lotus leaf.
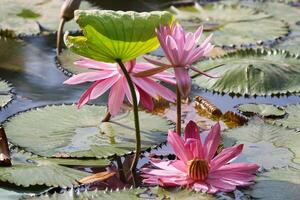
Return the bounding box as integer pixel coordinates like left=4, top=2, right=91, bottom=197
left=273, top=104, right=300, bottom=131
left=28, top=187, right=214, bottom=200
left=246, top=168, right=300, bottom=200
left=223, top=120, right=300, bottom=166
left=236, top=103, right=286, bottom=117
left=0, top=0, right=95, bottom=37
left=4, top=104, right=169, bottom=158
left=193, top=49, right=300, bottom=96
left=275, top=36, right=300, bottom=56
left=0, top=151, right=91, bottom=187
left=168, top=3, right=289, bottom=46
left=0, top=79, right=13, bottom=109
left=65, top=10, right=174, bottom=63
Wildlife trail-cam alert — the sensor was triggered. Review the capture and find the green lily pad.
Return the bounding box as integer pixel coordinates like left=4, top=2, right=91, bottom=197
left=223, top=120, right=300, bottom=166
left=0, top=79, right=13, bottom=109
left=28, top=187, right=214, bottom=200
left=0, top=151, right=90, bottom=187
left=65, top=10, right=173, bottom=63
left=239, top=0, right=300, bottom=32
left=246, top=168, right=300, bottom=200
left=236, top=103, right=286, bottom=117
left=274, top=36, right=300, bottom=55
left=3, top=104, right=169, bottom=158
left=193, top=48, right=300, bottom=96
left=168, top=3, right=289, bottom=47
left=0, top=0, right=95, bottom=37
left=0, top=188, right=25, bottom=200
left=56, top=49, right=160, bottom=76
left=273, top=104, right=300, bottom=131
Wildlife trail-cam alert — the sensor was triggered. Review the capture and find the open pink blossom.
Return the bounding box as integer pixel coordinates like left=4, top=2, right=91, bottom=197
left=137, top=23, right=214, bottom=98
left=64, top=58, right=176, bottom=116
left=141, top=121, right=259, bottom=194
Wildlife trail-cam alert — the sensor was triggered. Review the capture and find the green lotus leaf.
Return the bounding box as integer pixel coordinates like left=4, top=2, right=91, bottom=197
left=28, top=187, right=214, bottom=200
left=56, top=49, right=159, bottom=76
left=245, top=168, right=300, bottom=200
left=0, top=79, right=13, bottom=109
left=193, top=49, right=300, bottom=96
left=65, top=10, right=174, bottom=63
left=239, top=0, right=300, bottom=32
left=236, top=103, right=286, bottom=117
left=273, top=104, right=300, bottom=131
left=223, top=120, right=300, bottom=166
left=168, top=3, right=289, bottom=46
left=0, top=151, right=90, bottom=187
left=3, top=104, right=169, bottom=158
left=275, top=36, right=300, bottom=55
left=0, top=0, right=95, bottom=37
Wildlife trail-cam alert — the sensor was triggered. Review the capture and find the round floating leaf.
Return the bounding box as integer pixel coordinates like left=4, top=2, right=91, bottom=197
left=240, top=1, right=300, bottom=32
left=246, top=168, right=300, bottom=200
left=236, top=103, right=286, bottom=117
left=4, top=104, right=169, bottom=158
left=0, top=0, right=95, bottom=37
left=193, top=49, right=300, bottom=96
left=65, top=10, right=174, bottom=63
left=223, top=120, right=300, bottom=166
left=29, top=187, right=214, bottom=200
left=275, top=36, right=300, bottom=55
left=168, top=3, right=289, bottom=46
left=0, top=79, right=13, bottom=109
left=273, top=104, right=300, bottom=131
left=234, top=141, right=294, bottom=170
left=0, top=151, right=91, bottom=187
left=0, top=188, right=25, bottom=200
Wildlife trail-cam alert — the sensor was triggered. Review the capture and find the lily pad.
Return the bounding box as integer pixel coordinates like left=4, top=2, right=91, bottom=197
left=193, top=48, right=300, bottom=96
left=3, top=104, right=169, bottom=158
left=28, top=187, right=214, bottom=200
left=0, top=151, right=91, bottom=187
left=168, top=3, right=289, bottom=47
left=273, top=104, right=300, bottom=131
left=275, top=36, right=300, bottom=56
left=0, top=188, right=25, bottom=200
left=223, top=120, right=300, bottom=166
left=246, top=168, right=300, bottom=200
left=0, top=79, right=13, bottom=109
left=236, top=103, right=286, bottom=117
left=65, top=10, right=173, bottom=63
left=0, top=0, right=95, bottom=37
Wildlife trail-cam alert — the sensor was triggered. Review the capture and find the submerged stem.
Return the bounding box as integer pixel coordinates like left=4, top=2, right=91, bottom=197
left=176, top=86, right=181, bottom=135
left=101, top=111, right=111, bottom=122
left=116, top=59, right=141, bottom=185
left=56, top=18, right=66, bottom=55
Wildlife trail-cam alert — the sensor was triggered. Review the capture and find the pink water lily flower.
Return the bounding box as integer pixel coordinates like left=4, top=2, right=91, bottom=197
left=142, top=121, right=259, bottom=194
left=64, top=58, right=176, bottom=116
left=139, top=23, right=214, bottom=98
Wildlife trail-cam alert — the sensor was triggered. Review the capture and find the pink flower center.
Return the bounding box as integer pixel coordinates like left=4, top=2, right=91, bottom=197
left=187, top=159, right=209, bottom=181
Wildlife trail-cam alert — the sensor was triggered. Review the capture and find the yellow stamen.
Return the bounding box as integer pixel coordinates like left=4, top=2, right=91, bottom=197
left=187, top=159, right=209, bottom=181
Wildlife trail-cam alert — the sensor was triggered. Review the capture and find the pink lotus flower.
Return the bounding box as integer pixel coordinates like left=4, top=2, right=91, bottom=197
left=64, top=58, right=176, bottom=116
left=142, top=121, right=259, bottom=194
left=139, top=23, right=214, bottom=98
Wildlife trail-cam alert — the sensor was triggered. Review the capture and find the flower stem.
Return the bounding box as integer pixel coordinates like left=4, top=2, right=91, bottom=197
left=176, top=85, right=181, bottom=135
left=116, top=59, right=141, bottom=183
left=56, top=18, right=66, bottom=55
left=101, top=111, right=111, bottom=122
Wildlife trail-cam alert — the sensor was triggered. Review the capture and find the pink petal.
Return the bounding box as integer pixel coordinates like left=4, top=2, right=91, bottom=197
left=194, top=26, right=203, bottom=43
left=184, top=121, right=200, bottom=141
left=214, top=163, right=259, bottom=174
left=174, top=67, right=191, bottom=98
left=192, top=182, right=209, bottom=193
left=170, top=160, right=187, bottom=173
left=190, top=66, right=218, bottom=78
left=210, top=144, right=244, bottom=171
left=108, top=79, right=125, bottom=116
left=149, top=159, right=185, bottom=173
left=122, top=77, right=140, bottom=105
left=138, top=87, right=154, bottom=111
left=166, top=35, right=180, bottom=65
left=75, top=59, right=116, bottom=70
left=63, top=71, right=117, bottom=85
left=90, top=75, right=120, bottom=99
left=203, top=122, right=221, bottom=162
left=185, top=138, right=204, bottom=159
left=206, top=178, right=236, bottom=192
left=77, top=81, right=100, bottom=108
left=168, top=130, right=193, bottom=163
